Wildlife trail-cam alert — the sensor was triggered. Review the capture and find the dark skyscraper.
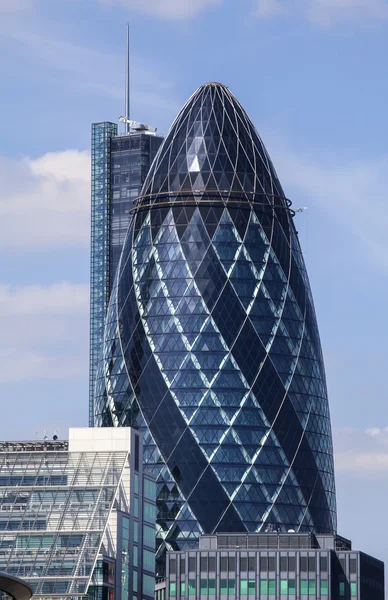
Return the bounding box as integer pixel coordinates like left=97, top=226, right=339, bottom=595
left=89, top=123, right=163, bottom=425
left=94, top=83, right=337, bottom=569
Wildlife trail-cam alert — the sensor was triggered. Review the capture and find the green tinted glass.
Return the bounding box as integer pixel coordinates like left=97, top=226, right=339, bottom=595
left=321, top=579, right=328, bottom=595
left=300, top=579, right=308, bottom=595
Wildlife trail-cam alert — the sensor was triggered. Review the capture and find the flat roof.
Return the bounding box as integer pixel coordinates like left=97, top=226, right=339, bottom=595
left=0, top=440, right=68, bottom=452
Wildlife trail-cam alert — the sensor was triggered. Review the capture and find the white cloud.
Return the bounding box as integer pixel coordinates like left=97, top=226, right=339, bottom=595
left=308, top=0, right=388, bottom=25
left=0, top=282, right=89, bottom=382
left=255, top=0, right=388, bottom=24
left=0, top=150, right=90, bottom=248
left=0, top=283, right=89, bottom=315
left=0, top=350, right=85, bottom=383
left=98, top=0, right=223, bottom=19
left=334, top=428, right=388, bottom=477
left=255, top=0, right=286, bottom=17
left=266, top=140, right=388, bottom=272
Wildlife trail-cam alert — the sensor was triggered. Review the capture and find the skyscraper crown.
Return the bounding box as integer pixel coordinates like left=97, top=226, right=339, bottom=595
left=141, top=83, right=286, bottom=207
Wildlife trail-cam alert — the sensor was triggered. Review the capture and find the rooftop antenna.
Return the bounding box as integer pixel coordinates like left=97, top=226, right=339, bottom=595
left=125, top=23, right=130, bottom=134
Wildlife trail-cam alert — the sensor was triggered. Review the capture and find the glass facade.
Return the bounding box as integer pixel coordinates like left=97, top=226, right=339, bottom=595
left=89, top=126, right=163, bottom=426
left=165, top=533, right=385, bottom=600
left=94, top=83, right=337, bottom=569
left=0, top=430, right=156, bottom=600
left=90, top=122, right=118, bottom=427
left=109, top=133, right=164, bottom=290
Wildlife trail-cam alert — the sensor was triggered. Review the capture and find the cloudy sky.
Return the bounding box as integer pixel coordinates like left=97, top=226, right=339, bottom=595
left=0, top=0, right=387, bottom=577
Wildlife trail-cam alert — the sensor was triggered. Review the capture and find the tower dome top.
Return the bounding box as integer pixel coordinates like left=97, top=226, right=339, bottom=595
left=139, top=82, right=286, bottom=206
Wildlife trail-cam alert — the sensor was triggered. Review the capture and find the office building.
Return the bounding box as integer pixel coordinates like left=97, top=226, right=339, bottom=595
left=89, top=122, right=163, bottom=426
left=165, top=533, right=384, bottom=600
left=0, top=428, right=156, bottom=600
left=94, top=82, right=336, bottom=568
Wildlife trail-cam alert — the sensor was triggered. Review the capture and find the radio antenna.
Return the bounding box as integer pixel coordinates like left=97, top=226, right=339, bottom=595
left=125, top=23, right=130, bottom=133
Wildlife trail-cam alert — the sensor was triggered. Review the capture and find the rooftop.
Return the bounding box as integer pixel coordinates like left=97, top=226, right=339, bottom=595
left=0, top=440, right=68, bottom=453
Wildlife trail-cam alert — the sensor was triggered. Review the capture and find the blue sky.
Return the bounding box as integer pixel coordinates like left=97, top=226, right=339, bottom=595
left=0, top=0, right=387, bottom=579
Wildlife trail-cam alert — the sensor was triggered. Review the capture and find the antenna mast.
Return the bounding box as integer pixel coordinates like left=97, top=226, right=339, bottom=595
left=125, top=23, right=130, bottom=133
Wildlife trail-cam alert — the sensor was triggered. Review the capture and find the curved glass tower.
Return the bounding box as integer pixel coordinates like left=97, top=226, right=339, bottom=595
left=95, top=83, right=336, bottom=563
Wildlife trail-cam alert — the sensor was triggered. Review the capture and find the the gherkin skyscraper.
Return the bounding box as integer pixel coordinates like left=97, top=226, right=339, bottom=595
left=94, top=83, right=337, bottom=566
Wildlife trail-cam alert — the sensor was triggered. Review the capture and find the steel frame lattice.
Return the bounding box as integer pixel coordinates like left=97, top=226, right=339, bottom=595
left=94, top=83, right=337, bottom=567
left=0, top=448, right=127, bottom=597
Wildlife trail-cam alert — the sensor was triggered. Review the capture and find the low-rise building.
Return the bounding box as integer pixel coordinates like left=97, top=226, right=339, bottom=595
left=166, top=532, right=384, bottom=600
left=0, top=428, right=156, bottom=600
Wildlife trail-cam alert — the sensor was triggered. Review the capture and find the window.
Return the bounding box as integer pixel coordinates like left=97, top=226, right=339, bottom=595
left=169, top=582, right=176, bottom=596
left=188, top=580, right=196, bottom=595
left=240, top=579, right=247, bottom=594
left=300, top=579, right=308, bottom=595
left=350, top=582, right=357, bottom=597
left=208, top=579, right=215, bottom=595
left=143, top=524, right=155, bottom=549
left=133, top=497, right=139, bottom=517
left=181, top=582, right=185, bottom=596
left=281, top=580, right=288, bottom=594
left=189, top=557, right=196, bottom=572
left=133, top=521, right=138, bottom=543
left=308, top=557, right=316, bottom=572
left=350, top=558, right=357, bottom=574
left=240, top=557, right=248, bottom=572
left=280, top=557, right=288, bottom=571
left=260, top=580, right=268, bottom=595
left=320, top=556, right=328, bottom=572
left=143, top=574, right=155, bottom=597
left=228, top=578, right=235, bottom=594
left=268, top=579, right=276, bottom=595
left=339, top=582, right=345, bottom=597
left=133, top=571, right=137, bottom=592
left=133, top=545, right=138, bottom=568
left=134, top=473, right=139, bottom=493
left=321, top=579, right=328, bottom=595
left=170, top=559, right=176, bottom=575
left=143, top=549, right=154, bottom=572
left=288, top=579, right=296, bottom=595
left=308, top=579, right=316, bottom=594
left=200, top=579, right=207, bottom=595
left=220, top=579, right=227, bottom=594
left=180, top=558, right=186, bottom=575
left=144, top=501, right=155, bottom=522
left=134, top=434, right=139, bottom=471
left=248, top=579, right=255, bottom=595
left=143, top=477, right=155, bottom=500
